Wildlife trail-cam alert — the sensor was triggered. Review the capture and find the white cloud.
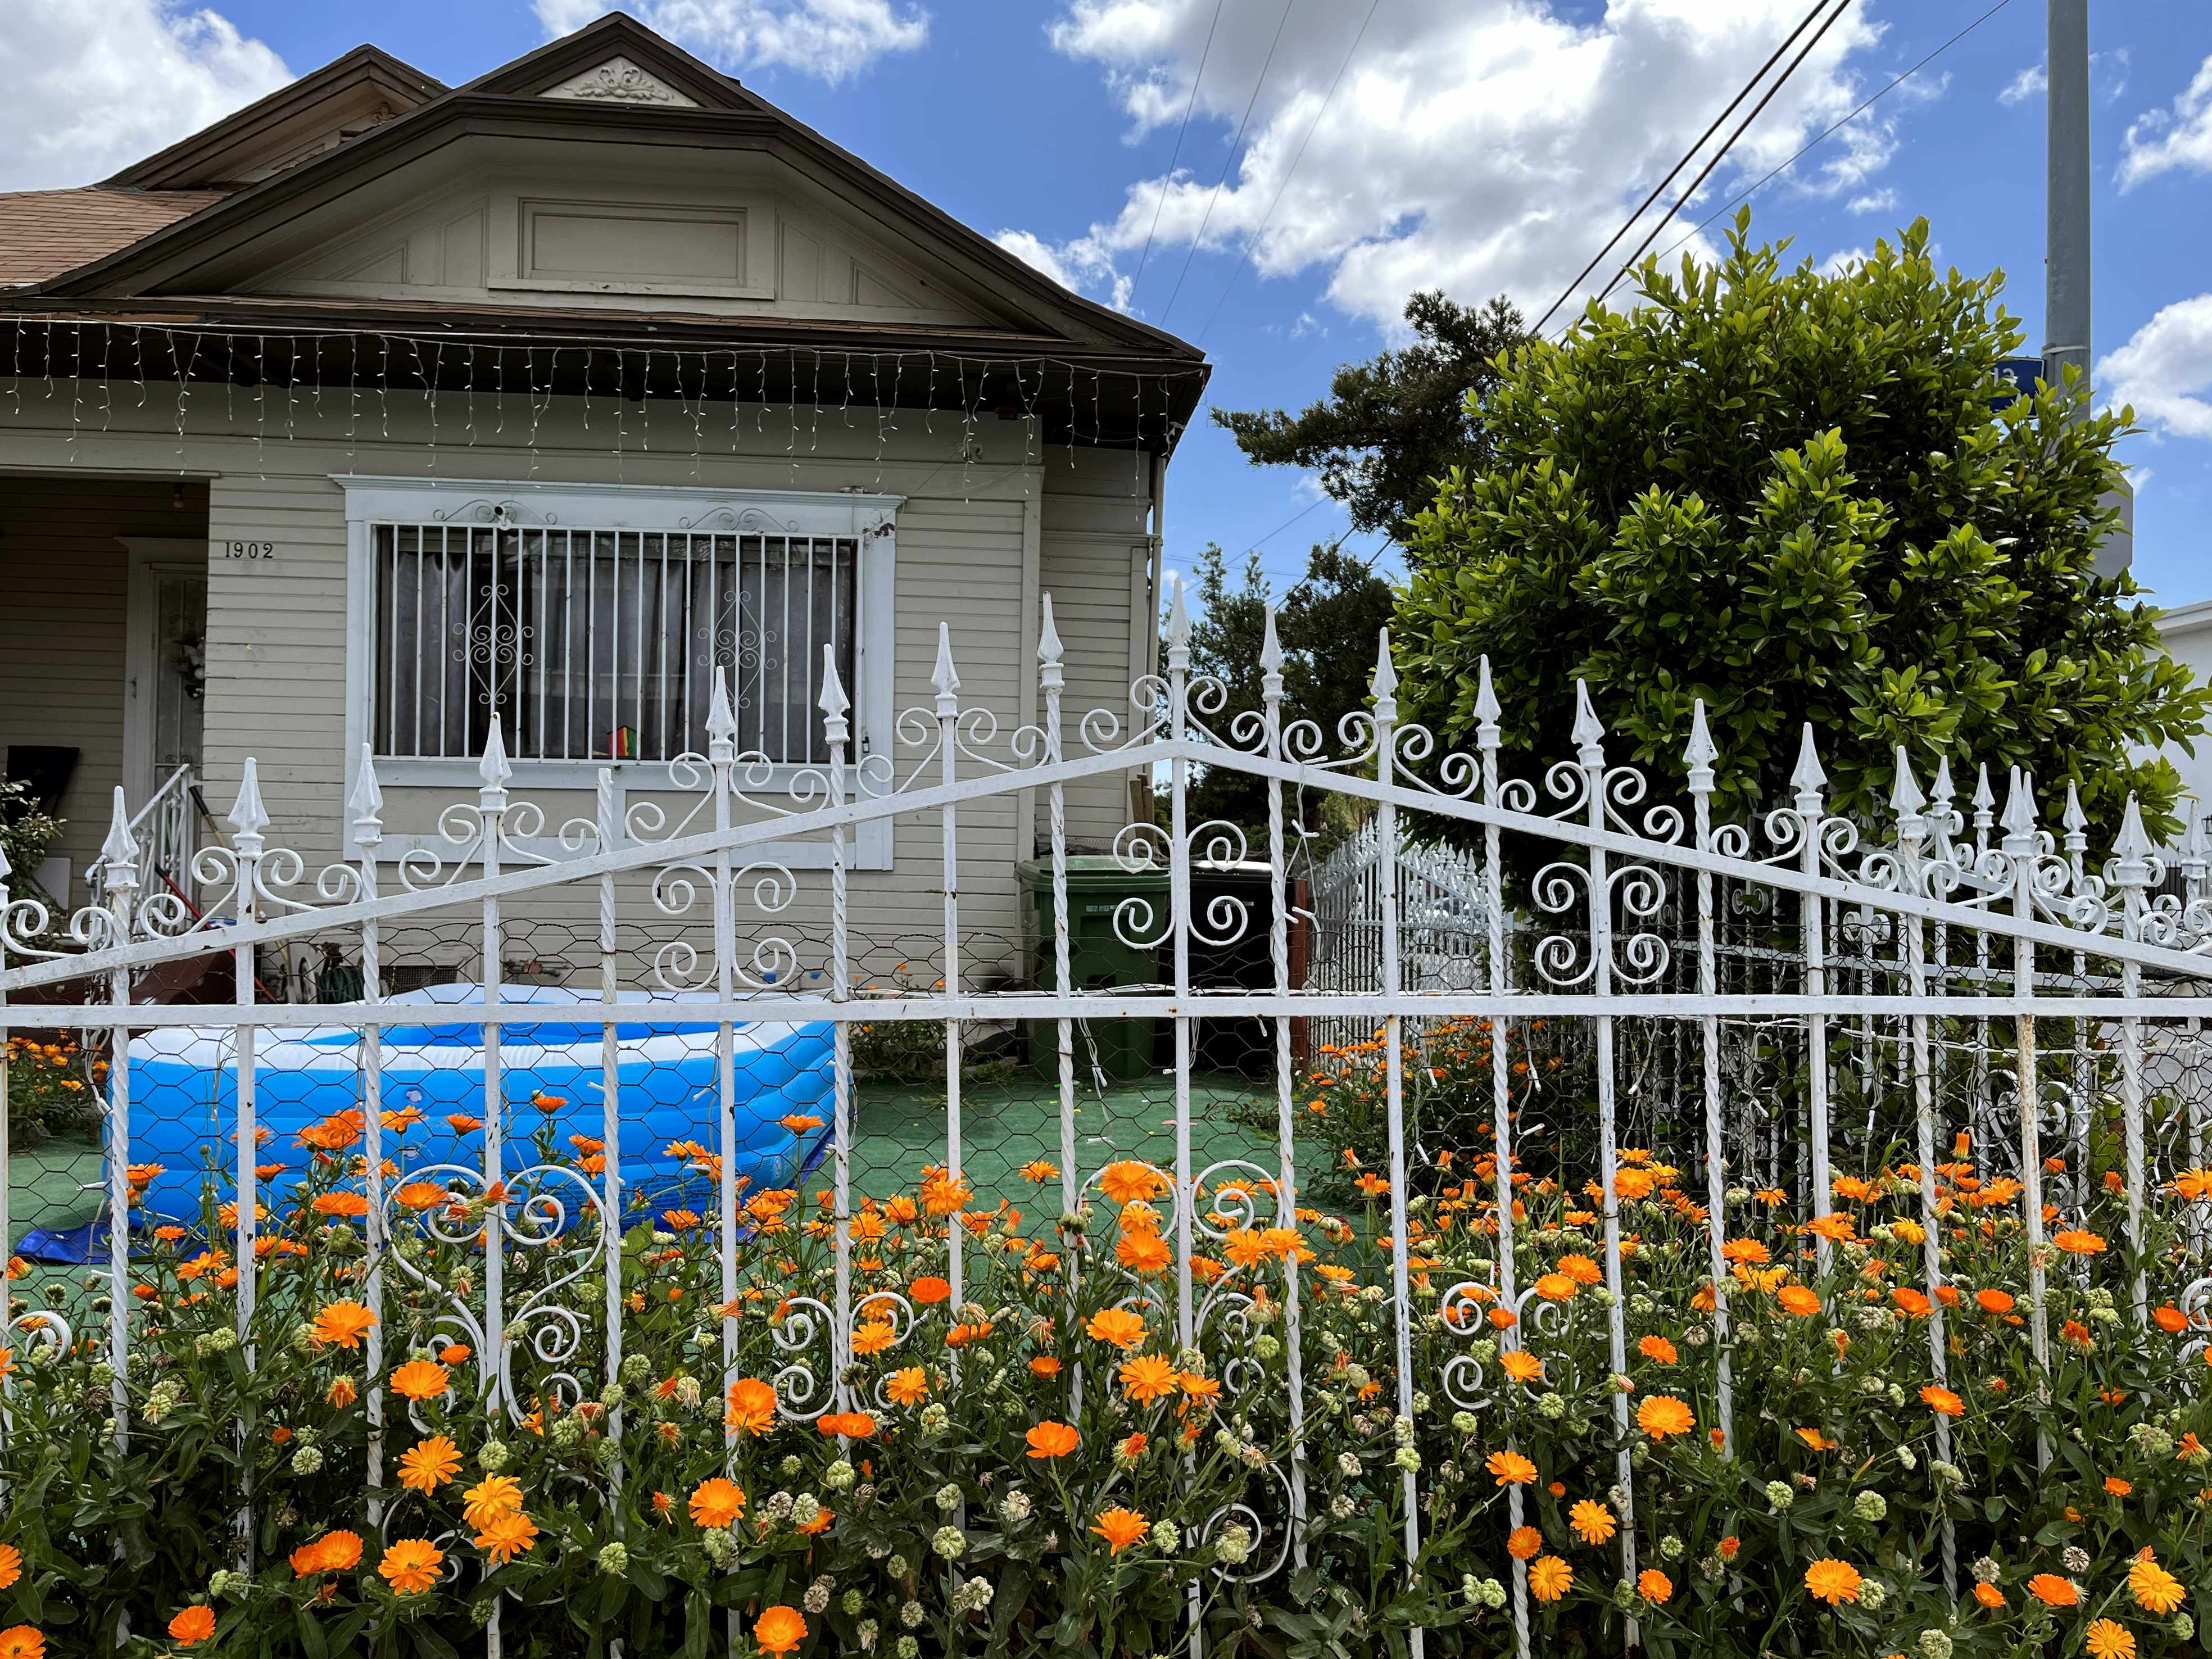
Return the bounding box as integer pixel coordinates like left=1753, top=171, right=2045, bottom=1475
left=1012, top=0, right=1898, bottom=334
left=2119, top=53, right=2212, bottom=188
left=0, top=0, right=289, bottom=191
left=1998, top=63, right=2045, bottom=106
left=2099, top=294, right=2212, bottom=439
left=1847, top=189, right=1896, bottom=215
left=535, top=0, right=925, bottom=84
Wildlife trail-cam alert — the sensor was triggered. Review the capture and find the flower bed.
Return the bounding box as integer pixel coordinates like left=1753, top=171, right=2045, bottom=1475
left=0, top=1091, right=2205, bottom=1659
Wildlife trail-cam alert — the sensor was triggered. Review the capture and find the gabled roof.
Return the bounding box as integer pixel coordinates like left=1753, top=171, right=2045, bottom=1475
left=103, top=45, right=447, bottom=191
left=12, top=14, right=1199, bottom=368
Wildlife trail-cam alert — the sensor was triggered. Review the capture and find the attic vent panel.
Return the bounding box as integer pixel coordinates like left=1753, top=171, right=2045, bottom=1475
left=502, top=199, right=769, bottom=298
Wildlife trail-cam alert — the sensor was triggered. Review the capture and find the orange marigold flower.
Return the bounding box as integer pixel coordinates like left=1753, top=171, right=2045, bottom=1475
left=377, top=1539, right=443, bottom=1596
left=309, top=1300, right=376, bottom=1350
left=1506, top=1525, right=1542, bottom=1561
left=311, top=1192, right=370, bottom=1219
left=1086, top=1308, right=1148, bottom=1349
left=1091, top=1507, right=1149, bottom=1553
left=1556, top=1253, right=1603, bottom=1285
left=1501, top=1350, right=1544, bottom=1384
left=389, top=1361, right=450, bottom=1402
left=1099, top=1162, right=1167, bottom=1205
left=1030, top=1356, right=1062, bottom=1379
left=2155, top=1304, right=2188, bottom=1334
left=1973, top=1582, right=2005, bottom=1609
left=1795, top=1427, right=1837, bottom=1451
left=474, top=1510, right=537, bottom=1565
left=818, top=1412, right=877, bottom=1439
left=1486, top=1450, right=1538, bottom=1486
left=2131, top=1554, right=2186, bottom=1614
left=1527, top=1556, right=1573, bottom=1602
left=2085, top=1619, right=2136, bottom=1659
left=1116, top=1229, right=1174, bottom=1274
left=1975, top=1288, right=2015, bottom=1314
left=1019, top=1160, right=1060, bottom=1184
left=1637, top=1335, right=1678, bottom=1366
left=1026, top=1421, right=1080, bottom=1458
left=690, top=1478, right=746, bottom=1529
left=1722, top=1237, right=1771, bottom=1264
left=1635, top=1395, right=1694, bottom=1440
left=2053, top=1228, right=2107, bottom=1255
left=1121, top=1353, right=1181, bottom=1404
left=1613, top=1168, right=1656, bottom=1200
left=1637, top=1569, right=1672, bottom=1604
left=1569, top=1499, right=1616, bottom=1545
left=1920, top=1386, right=1965, bottom=1417
left=753, top=1607, right=808, bottom=1657
left=886, top=1367, right=928, bottom=1406
left=167, top=1607, right=216, bottom=1646
left=1718, top=1536, right=1740, bottom=1560
left=1778, top=1286, right=1821, bottom=1317
left=398, top=1436, right=461, bottom=1494
left=1804, top=1559, right=1861, bottom=1605
left=1891, top=1288, right=1932, bottom=1317
left=850, top=1320, right=896, bottom=1357
left=1534, top=1273, right=1579, bottom=1302
left=2105, top=1476, right=2132, bottom=1497
left=908, top=1276, right=953, bottom=1305
left=0, top=1548, right=18, bottom=1592
left=726, top=1377, right=779, bottom=1435
left=461, top=1475, right=524, bottom=1530
left=2027, top=1574, right=2079, bottom=1607
left=1805, top=1214, right=1855, bottom=1243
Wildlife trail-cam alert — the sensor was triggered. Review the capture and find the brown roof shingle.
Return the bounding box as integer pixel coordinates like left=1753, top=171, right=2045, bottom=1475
left=0, top=188, right=228, bottom=287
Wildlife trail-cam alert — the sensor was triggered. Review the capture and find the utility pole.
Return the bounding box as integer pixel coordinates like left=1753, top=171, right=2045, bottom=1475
left=2045, top=0, right=2132, bottom=573
left=2043, top=0, right=2091, bottom=401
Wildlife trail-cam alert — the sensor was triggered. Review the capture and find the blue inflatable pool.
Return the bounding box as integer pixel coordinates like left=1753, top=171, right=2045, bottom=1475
left=125, top=984, right=834, bottom=1226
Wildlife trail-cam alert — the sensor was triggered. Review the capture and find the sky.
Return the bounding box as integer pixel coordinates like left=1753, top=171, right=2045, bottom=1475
left=8, top=0, right=2212, bottom=609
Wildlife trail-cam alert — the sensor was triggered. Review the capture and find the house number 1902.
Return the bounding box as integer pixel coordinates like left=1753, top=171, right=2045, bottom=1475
left=222, top=541, right=276, bottom=560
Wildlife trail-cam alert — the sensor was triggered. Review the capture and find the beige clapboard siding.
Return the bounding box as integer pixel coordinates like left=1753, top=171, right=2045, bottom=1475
left=0, top=475, right=207, bottom=905
left=0, top=382, right=1157, bottom=960
left=1041, top=447, right=1151, bottom=847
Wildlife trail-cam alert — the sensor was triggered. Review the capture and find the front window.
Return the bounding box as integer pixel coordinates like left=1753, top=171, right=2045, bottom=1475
left=370, top=525, right=856, bottom=765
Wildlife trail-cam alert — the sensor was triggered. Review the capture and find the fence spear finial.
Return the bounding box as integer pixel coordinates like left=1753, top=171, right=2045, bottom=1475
left=1789, top=723, right=1826, bottom=816
left=1889, top=746, right=1924, bottom=818
left=2062, top=779, right=2088, bottom=876
left=228, top=758, right=270, bottom=855
left=349, top=745, right=384, bottom=849
left=2000, top=764, right=2038, bottom=852
left=706, top=665, right=738, bottom=762
left=1039, top=593, right=1065, bottom=692
left=100, top=785, right=140, bottom=894
left=1571, top=679, right=1604, bottom=768
left=1368, top=628, right=1397, bottom=726
left=1473, top=655, right=1501, bottom=746
left=476, top=718, right=511, bottom=815
left=2111, top=792, right=2154, bottom=894
left=932, top=621, right=962, bottom=718
left=1684, top=699, right=1716, bottom=782
left=819, top=642, right=850, bottom=748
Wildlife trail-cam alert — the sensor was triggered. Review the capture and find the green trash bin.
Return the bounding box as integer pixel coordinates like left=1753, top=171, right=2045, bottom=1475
left=1015, top=856, right=1169, bottom=1082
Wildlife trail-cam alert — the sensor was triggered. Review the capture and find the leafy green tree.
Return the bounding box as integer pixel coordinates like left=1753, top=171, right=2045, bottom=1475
left=1179, top=540, right=1396, bottom=835
left=1394, top=214, right=2207, bottom=847
left=1212, top=292, right=1529, bottom=543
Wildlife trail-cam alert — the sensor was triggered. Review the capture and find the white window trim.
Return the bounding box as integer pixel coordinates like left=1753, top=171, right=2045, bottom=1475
left=334, top=475, right=896, bottom=871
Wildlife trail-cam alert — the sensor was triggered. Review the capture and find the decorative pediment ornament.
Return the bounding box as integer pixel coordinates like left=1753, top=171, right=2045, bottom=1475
left=540, top=57, right=699, bottom=108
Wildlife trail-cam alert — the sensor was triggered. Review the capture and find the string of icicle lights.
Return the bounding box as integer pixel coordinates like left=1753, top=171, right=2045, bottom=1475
left=2, top=320, right=1200, bottom=497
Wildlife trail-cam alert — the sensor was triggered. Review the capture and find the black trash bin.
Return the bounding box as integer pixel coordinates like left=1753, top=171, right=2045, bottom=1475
left=1016, top=857, right=1170, bottom=1082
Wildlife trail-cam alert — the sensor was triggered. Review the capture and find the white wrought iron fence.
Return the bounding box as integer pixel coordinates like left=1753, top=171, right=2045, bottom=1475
left=4, top=587, right=2212, bottom=1657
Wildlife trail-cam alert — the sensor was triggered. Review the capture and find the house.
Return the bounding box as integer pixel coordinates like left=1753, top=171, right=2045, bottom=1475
left=0, top=15, right=1205, bottom=995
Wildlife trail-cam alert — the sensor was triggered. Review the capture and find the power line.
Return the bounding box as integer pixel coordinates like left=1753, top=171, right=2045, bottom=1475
left=1195, top=0, right=1385, bottom=347
left=1529, top=0, right=1841, bottom=337
left=1159, top=0, right=1298, bottom=324
left=1578, top=0, right=1856, bottom=321
left=1130, top=0, right=1229, bottom=305
left=1650, top=0, right=2017, bottom=270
